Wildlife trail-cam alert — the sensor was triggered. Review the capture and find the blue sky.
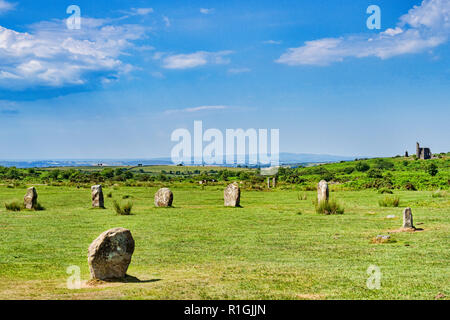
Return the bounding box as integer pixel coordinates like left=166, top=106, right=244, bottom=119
left=0, top=0, right=449, bottom=159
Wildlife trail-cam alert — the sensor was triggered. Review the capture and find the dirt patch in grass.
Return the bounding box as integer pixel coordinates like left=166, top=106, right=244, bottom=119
left=388, top=227, right=424, bottom=233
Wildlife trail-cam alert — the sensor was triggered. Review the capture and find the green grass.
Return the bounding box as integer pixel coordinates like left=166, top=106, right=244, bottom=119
left=113, top=200, right=133, bottom=215
left=314, top=199, right=345, bottom=215
left=378, top=196, right=400, bottom=207
left=0, top=185, right=448, bottom=300
left=4, top=201, right=22, bottom=211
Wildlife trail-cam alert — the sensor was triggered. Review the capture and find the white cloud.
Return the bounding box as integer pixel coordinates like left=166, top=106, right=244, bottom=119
left=200, top=8, right=215, bottom=15
left=161, top=51, right=233, bottom=69
left=277, top=0, right=450, bottom=66
left=0, top=17, right=147, bottom=88
left=121, top=7, right=153, bottom=16
left=263, top=40, right=282, bottom=45
left=163, top=16, right=171, bottom=27
left=228, top=67, right=251, bottom=74
left=0, top=0, right=15, bottom=14
left=165, top=105, right=228, bottom=114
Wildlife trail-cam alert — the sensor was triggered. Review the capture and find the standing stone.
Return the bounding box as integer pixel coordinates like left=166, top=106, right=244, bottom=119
left=267, top=177, right=270, bottom=189
left=88, top=227, right=135, bottom=280
left=317, top=180, right=329, bottom=203
left=272, top=177, right=276, bottom=188
left=24, top=187, right=38, bottom=209
left=91, top=185, right=104, bottom=208
left=224, top=182, right=240, bottom=207
left=402, top=207, right=414, bottom=229
left=154, top=187, right=173, bottom=207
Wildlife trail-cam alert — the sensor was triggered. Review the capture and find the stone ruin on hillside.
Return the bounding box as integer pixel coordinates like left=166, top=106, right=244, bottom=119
left=416, top=142, right=432, bottom=160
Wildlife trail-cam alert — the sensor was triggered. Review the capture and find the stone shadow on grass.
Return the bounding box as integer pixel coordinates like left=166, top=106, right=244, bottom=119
left=103, top=275, right=161, bottom=284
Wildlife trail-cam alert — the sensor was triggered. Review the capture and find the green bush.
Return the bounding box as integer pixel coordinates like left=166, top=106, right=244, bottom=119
left=113, top=200, right=133, bottom=215
left=355, top=162, right=370, bottom=172
left=367, top=168, right=383, bottom=179
left=378, top=196, right=400, bottom=207
left=426, top=163, right=438, bottom=176
left=377, top=188, right=393, bottom=194
left=5, top=201, right=22, bottom=211
left=403, top=182, right=417, bottom=191
left=374, top=158, right=394, bottom=170
left=315, top=200, right=344, bottom=215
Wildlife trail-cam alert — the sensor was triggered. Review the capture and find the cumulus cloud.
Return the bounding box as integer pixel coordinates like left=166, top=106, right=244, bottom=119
left=161, top=51, right=233, bottom=69
left=165, top=105, right=228, bottom=114
left=276, top=0, right=450, bottom=66
left=0, top=17, right=147, bottom=88
left=0, top=0, right=15, bottom=14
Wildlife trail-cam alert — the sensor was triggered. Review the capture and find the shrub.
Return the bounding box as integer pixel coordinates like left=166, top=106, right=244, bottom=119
left=403, top=182, right=417, bottom=191
left=374, top=158, right=394, bottom=170
left=367, top=168, right=383, bottom=179
left=343, top=167, right=355, bottom=174
left=5, top=201, right=22, bottom=211
left=106, top=192, right=112, bottom=198
left=377, top=188, right=393, bottom=194
left=426, top=163, right=438, bottom=176
left=315, top=200, right=344, bottom=215
left=113, top=200, right=133, bottom=215
left=378, top=196, right=400, bottom=207
left=355, top=162, right=370, bottom=172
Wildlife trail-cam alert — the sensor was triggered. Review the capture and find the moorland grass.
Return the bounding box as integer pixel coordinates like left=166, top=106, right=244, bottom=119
left=378, top=196, right=400, bottom=207
left=0, top=185, right=448, bottom=300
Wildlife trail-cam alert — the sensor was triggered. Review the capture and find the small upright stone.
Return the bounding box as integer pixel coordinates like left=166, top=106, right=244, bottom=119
left=24, top=187, right=38, bottom=209
left=91, top=185, right=104, bottom=208
left=402, top=207, right=414, bottom=229
left=317, top=180, right=329, bottom=203
left=154, top=188, right=173, bottom=207
left=224, top=182, right=240, bottom=207
left=88, top=227, right=135, bottom=280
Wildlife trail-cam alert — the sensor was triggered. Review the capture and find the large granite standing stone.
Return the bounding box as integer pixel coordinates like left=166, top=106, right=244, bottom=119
left=317, top=180, right=329, bottom=203
left=224, top=182, right=240, bottom=207
left=154, top=188, right=173, bottom=207
left=88, top=227, right=135, bottom=280
left=24, top=187, right=38, bottom=209
left=402, top=207, right=414, bottom=229
left=91, top=185, right=104, bottom=208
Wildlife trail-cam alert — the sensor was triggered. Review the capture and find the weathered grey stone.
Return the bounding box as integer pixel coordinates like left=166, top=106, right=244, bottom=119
left=224, top=182, right=240, bottom=207
left=88, top=227, right=135, bottom=280
left=317, top=180, right=329, bottom=203
left=24, top=187, right=38, bottom=209
left=402, top=207, right=414, bottom=228
left=154, top=188, right=173, bottom=207
left=91, top=185, right=104, bottom=208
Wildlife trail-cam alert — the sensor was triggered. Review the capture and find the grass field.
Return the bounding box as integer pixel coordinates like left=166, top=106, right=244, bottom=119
left=0, top=184, right=448, bottom=300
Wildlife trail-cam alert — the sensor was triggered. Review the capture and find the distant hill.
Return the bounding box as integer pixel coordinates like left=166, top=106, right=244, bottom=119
left=0, top=152, right=355, bottom=168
